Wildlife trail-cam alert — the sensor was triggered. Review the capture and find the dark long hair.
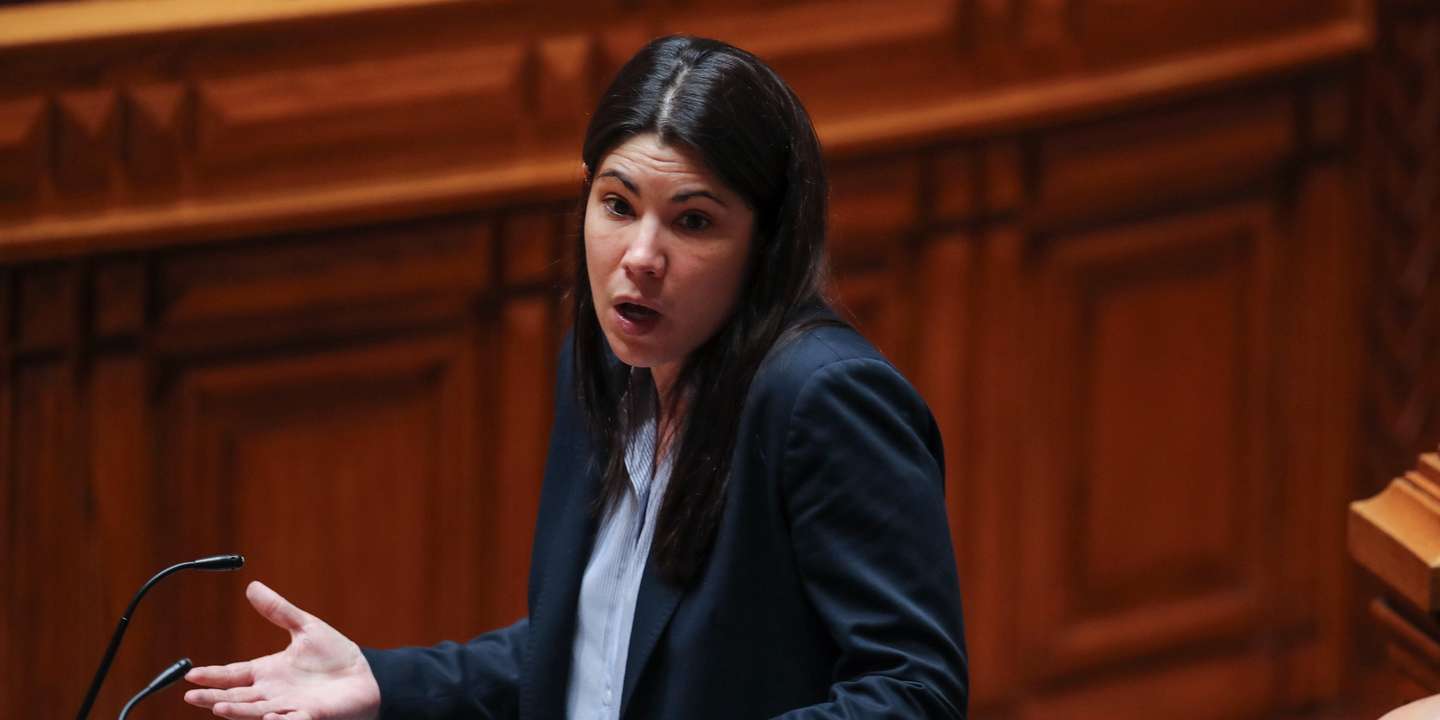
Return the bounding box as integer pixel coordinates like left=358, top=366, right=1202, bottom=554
left=573, top=35, right=835, bottom=585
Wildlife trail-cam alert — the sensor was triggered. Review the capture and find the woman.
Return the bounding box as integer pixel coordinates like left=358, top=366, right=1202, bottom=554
left=184, top=35, right=967, bottom=720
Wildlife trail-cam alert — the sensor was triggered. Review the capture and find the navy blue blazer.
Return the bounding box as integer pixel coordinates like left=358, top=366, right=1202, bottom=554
left=363, top=320, right=968, bottom=718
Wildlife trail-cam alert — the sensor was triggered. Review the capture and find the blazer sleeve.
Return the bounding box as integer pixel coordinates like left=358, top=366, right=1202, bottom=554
left=360, top=618, right=527, bottom=720
left=773, top=358, right=968, bottom=719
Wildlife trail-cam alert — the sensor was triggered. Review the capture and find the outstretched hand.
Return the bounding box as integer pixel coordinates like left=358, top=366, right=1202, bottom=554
left=184, top=581, right=381, bottom=720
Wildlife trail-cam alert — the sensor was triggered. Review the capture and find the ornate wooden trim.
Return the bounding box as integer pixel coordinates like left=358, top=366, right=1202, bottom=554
left=1366, top=0, right=1440, bottom=490
left=0, top=1, right=1368, bottom=262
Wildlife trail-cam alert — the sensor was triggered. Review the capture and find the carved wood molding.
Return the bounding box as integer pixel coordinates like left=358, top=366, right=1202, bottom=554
left=0, top=0, right=1369, bottom=261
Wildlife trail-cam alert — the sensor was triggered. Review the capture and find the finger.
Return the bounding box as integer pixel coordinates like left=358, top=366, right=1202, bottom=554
left=213, top=699, right=290, bottom=719
left=186, top=660, right=255, bottom=689
left=263, top=713, right=312, bottom=720
left=246, top=581, right=310, bottom=633
left=184, top=687, right=265, bottom=708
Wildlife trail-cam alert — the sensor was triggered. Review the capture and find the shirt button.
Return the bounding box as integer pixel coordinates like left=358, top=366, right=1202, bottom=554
left=604, top=689, right=613, bottom=704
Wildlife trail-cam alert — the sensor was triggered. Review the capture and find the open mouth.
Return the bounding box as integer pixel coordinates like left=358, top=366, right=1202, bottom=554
left=614, top=301, right=661, bottom=334
left=616, top=302, right=660, bottom=322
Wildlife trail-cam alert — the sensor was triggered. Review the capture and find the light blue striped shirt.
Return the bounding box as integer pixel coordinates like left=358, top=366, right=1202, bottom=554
left=565, top=418, right=673, bottom=720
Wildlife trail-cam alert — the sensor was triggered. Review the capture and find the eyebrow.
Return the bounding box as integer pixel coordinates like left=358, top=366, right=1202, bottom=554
left=597, top=169, right=729, bottom=208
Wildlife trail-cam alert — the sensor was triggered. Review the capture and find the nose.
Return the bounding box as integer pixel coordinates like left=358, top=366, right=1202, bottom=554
left=621, top=216, right=666, bottom=279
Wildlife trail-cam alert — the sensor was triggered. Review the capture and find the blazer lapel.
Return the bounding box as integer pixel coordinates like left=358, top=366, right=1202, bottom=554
left=619, top=555, right=684, bottom=718
left=522, top=457, right=601, bottom=719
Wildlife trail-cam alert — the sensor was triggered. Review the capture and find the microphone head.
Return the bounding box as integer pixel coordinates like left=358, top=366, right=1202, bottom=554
left=150, top=658, right=193, bottom=691
left=120, top=658, right=192, bottom=719
left=190, top=554, right=245, bottom=571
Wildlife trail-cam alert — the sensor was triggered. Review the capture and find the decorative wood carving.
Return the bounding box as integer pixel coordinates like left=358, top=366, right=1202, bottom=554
left=54, top=88, right=120, bottom=202
left=0, top=96, right=47, bottom=215
left=124, top=82, right=187, bottom=194
left=1366, top=0, right=1440, bottom=491
left=0, top=0, right=1369, bottom=255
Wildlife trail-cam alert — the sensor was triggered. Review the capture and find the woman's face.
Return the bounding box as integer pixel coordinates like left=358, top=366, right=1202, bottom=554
left=585, top=133, right=755, bottom=385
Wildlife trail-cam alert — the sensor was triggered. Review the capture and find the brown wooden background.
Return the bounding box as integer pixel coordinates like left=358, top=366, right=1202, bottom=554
left=0, top=0, right=1434, bottom=717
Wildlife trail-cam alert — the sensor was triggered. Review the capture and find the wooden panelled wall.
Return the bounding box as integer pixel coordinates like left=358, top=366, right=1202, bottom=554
left=0, top=0, right=1380, bottom=718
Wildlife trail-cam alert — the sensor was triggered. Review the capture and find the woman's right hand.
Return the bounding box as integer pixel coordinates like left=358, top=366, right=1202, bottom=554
left=184, top=581, right=381, bottom=720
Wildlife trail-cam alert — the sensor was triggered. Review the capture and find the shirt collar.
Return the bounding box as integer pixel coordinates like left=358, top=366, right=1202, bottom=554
left=622, top=417, right=674, bottom=498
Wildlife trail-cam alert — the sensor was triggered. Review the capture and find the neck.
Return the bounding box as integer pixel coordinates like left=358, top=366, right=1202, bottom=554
left=651, top=361, right=680, bottom=412
left=650, top=361, right=683, bottom=457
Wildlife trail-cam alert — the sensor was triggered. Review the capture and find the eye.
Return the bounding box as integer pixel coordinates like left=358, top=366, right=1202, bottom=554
left=602, top=195, right=633, bottom=218
left=677, top=211, right=712, bottom=232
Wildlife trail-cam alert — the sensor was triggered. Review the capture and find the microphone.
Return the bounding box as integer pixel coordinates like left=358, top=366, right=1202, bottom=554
left=188, top=554, right=246, bottom=571
left=117, top=658, right=191, bottom=720
left=76, top=554, right=245, bottom=720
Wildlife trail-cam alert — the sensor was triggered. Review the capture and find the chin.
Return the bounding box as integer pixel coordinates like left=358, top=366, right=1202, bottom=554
left=599, top=330, right=661, bottom=369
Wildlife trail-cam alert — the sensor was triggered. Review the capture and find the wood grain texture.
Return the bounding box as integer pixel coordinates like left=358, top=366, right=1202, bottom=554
left=0, top=1, right=1385, bottom=718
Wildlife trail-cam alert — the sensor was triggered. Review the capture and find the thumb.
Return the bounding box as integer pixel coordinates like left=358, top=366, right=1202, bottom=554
left=246, top=580, right=311, bottom=634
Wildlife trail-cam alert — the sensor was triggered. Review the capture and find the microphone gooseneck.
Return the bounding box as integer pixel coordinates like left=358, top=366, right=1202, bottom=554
left=117, top=658, right=192, bottom=720
left=75, top=554, right=245, bottom=720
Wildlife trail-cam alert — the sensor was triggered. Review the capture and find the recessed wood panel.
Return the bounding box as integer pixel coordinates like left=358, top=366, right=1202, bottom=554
left=195, top=42, right=528, bottom=192
left=157, top=216, right=492, bottom=326
left=162, top=334, right=485, bottom=665
left=1023, top=203, right=1277, bottom=681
